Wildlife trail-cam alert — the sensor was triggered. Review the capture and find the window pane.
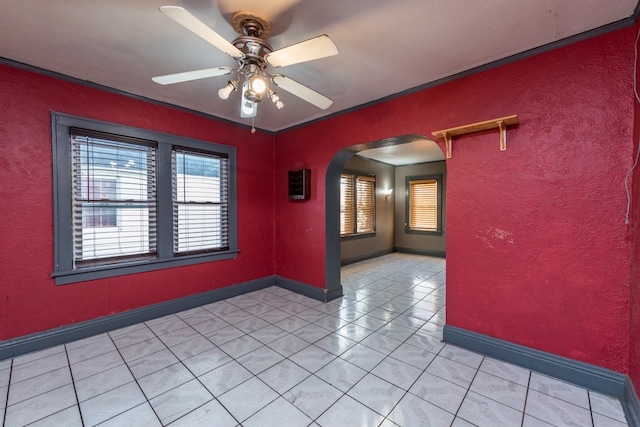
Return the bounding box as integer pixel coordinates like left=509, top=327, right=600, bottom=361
left=356, top=176, right=375, bottom=233
left=173, top=150, right=228, bottom=254
left=71, top=134, right=157, bottom=266
left=340, top=173, right=355, bottom=236
left=409, top=179, right=438, bottom=231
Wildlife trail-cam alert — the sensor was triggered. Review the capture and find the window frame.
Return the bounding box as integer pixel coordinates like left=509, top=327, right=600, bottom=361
left=340, top=170, right=376, bottom=239
left=405, top=174, right=443, bottom=236
left=52, top=112, right=238, bottom=285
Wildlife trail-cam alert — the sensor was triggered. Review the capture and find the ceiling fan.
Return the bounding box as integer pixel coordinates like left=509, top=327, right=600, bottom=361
left=152, top=6, right=338, bottom=119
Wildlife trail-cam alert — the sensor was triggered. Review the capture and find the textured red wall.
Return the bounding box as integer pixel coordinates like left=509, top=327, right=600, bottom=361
left=276, top=28, right=634, bottom=372
left=630, top=22, right=640, bottom=394
left=0, top=65, right=275, bottom=340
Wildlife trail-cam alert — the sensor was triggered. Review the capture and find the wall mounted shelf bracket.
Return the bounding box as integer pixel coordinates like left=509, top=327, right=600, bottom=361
left=432, top=115, right=519, bottom=158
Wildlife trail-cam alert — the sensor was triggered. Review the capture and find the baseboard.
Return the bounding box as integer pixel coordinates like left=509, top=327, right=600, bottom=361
left=0, top=276, right=276, bottom=361
left=340, top=249, right=394, bottom=266
left=444, top=325, right=640, bottom=427
left=276, top=276, right=343, bottom=302
left=0, top=275, right=341, bottom=361
left=624, top=376, right=640, bottom=427
left=394, top=247, right=446, bottom=258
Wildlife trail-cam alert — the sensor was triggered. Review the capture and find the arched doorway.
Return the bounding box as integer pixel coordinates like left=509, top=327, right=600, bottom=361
left=324, top=134, right=445, bottom=298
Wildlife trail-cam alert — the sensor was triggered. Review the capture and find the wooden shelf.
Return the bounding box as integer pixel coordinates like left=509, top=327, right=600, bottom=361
left=432, top=115, right=519, bottom=158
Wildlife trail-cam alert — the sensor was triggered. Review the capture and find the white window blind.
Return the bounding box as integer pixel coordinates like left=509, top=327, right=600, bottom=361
left=71, top=131, right=157, bottom=267
left=409, top=179, right=438, bottom=231
left=172, top=149, right=229, bottom=255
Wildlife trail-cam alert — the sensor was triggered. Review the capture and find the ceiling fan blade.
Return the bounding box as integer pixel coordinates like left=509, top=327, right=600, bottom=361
left=159, top=6, right=244, bottom=59
left=265, top=35, right=338, bottom=68
left=152, top=66, right=233, bottom=85
left=272, top=74, right=333, bottom=110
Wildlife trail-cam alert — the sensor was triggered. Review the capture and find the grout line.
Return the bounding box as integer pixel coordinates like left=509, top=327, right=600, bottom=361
left=519, top=370, right=533, bottom=427
left=2, top=360, right=13, bottom=426
left=63, top=345, right=86, bottom=427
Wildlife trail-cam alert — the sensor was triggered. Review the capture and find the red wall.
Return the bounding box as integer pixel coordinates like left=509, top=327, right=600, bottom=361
left=630, top=21, right=640, bottom=394
left=0, top=65, right=276, bottom=340
left=275, top=28, right=635, bottom=373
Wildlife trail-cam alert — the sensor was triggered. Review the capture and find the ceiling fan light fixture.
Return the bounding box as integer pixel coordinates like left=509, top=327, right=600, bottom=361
left=218, top=80, right=238, bottom=100
left=269, top=90, right=284, bottom=109
left=249, top=74, right=268, bottom=94
left=243, top=88, right=262, bottom=103
left=241, top=99, right=257, bottom=117
left=240, top=81, right=258, bottom=117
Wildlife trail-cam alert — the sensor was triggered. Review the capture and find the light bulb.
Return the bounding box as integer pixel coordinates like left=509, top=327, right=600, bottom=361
left=269, top=90, right=284, bottom=109
left=218, top=80, right=237, bottom=100
left=250, top=75, right=267, bottom=94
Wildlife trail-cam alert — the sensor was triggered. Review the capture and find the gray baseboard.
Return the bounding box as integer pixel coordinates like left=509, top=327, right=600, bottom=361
left=276, top=276, right=343, bottom=302
left=0, top=275, right=341, bottom=361
left=443, top=325, right=640, bottom=427
left=340, top=249, right=394, bottom=266
left=0, top=276, right=278, bottom=360
left=624, top=376, right=640, bottom=427
left=394, top=247, right=446, bottom=258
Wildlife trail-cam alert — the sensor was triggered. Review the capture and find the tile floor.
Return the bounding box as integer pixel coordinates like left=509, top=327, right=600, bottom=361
left=0, top=253, right=629, bottom=426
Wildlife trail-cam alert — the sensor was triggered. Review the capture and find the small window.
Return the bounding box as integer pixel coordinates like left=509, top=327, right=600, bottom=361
left=340, top=172, right=375, bottom=237
left=172, top=148, right=229, bottom=255
left=406, top=175, right=442, bottom=235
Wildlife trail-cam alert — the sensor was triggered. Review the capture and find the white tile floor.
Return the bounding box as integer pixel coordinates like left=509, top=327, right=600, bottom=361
left=0, top=253, right=629, bottom=426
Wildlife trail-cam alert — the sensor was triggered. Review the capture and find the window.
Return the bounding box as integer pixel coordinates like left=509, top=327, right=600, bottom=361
left=52, top=112, right=238, bottom=285
left=340, top=172, right=375, bottom=237
left=72, top=132, right=156, bottom=267
left=172, top=149, right=228, bottom=255
left=406, top=174, right=442, bottom=235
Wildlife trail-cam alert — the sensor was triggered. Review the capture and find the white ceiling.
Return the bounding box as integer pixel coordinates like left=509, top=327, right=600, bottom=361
left=358, top=139, right=445, bottom=166
left=1, top=0, right=637, bottom=133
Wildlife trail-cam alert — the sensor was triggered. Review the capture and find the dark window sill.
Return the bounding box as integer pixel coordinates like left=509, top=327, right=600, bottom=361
left=341, top=232, right=376, bottom=241
left=404, top=229, right=443, bottom=236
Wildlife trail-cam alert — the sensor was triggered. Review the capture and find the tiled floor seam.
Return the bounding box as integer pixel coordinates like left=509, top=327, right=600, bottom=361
left=521, top=367, right=533, bottom=427
left=449, top=354, right=483, bottom=426
left=104, top=329, right=164, bottom=426
left=2, top=360, right=12, bottom=426
left=63, top=346, right=85, bottom=427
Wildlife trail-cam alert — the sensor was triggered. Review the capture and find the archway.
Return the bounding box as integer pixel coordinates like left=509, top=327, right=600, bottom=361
left=324, top=134, right=445, bottom=298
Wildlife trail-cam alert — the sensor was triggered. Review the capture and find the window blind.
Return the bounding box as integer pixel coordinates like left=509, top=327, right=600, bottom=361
left=340, top=172, right=375, bottom=236
left=409, top=179, right=438, bottom=231
left=340, top=173, right=355, bottom=236
left=356, top=176, right=375, bottom=234
left=71, top=131, right=157, bottom=267
left=172, top=148, right=229, bottom=255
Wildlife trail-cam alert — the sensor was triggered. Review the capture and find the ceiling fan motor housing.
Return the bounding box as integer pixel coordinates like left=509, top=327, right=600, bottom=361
left=231, top=11, right=273, bottom=73
left=231, top=11, right=271, bottom=38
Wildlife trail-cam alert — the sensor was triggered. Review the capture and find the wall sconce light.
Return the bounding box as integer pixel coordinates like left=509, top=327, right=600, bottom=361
left=383, top=189, right=393, bottom=198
